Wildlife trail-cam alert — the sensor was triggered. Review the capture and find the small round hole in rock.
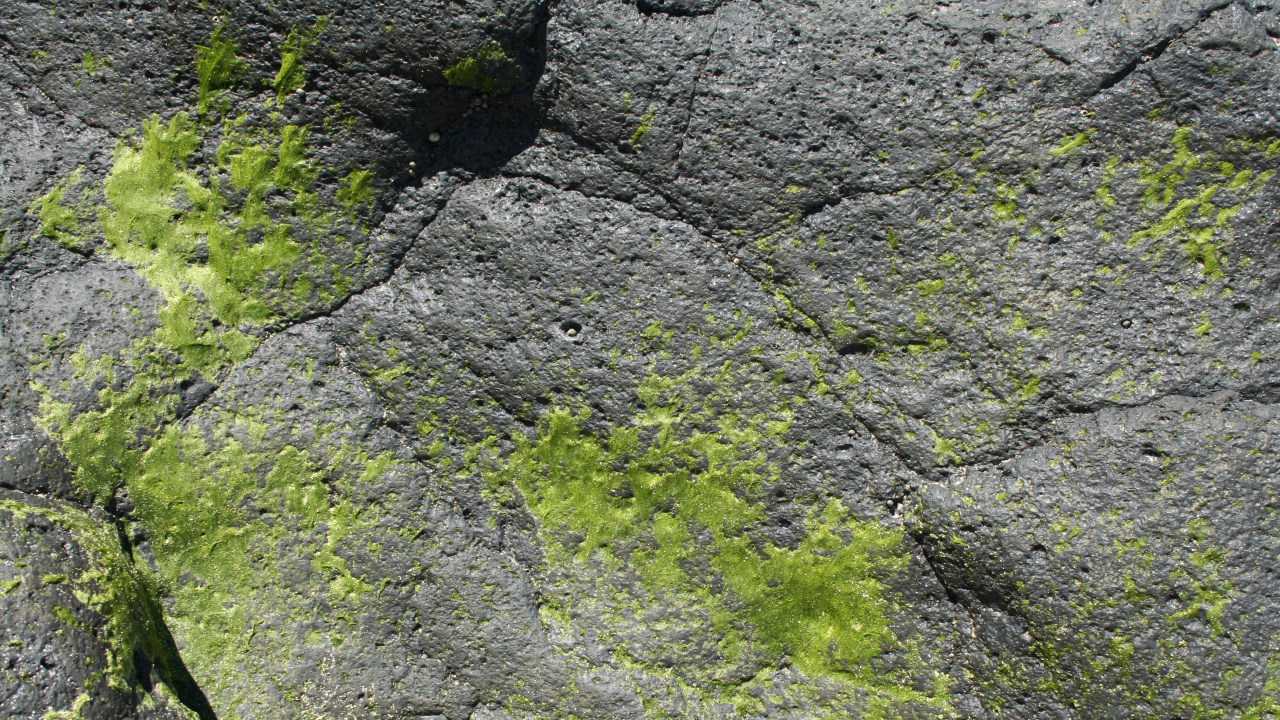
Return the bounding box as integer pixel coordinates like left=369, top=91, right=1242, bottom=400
left=560, top=320, right=583, bottom=338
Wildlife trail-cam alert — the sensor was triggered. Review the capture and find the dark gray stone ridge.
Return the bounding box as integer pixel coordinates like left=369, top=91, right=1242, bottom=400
left=2, top=0, right=1278, bottom=718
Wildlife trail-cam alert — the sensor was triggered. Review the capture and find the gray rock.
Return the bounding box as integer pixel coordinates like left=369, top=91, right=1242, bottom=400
left=3, top=0, right=1279, bottom=717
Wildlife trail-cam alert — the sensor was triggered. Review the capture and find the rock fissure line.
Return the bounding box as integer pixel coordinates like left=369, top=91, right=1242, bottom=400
left=669, top=14, right=721, bottom=174
left=1096, top=0, right=1237, bottom=92
left=165, top=179, right=463, bottom=428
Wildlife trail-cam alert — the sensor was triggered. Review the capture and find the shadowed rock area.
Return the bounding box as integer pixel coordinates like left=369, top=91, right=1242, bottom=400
left=2, top=0, right=1278, bottom=718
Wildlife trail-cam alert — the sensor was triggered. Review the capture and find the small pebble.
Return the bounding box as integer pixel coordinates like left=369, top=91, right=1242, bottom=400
left=429, top=132, right=441, bottom=143
left=566, top=327, right=578, bottom=337
left=1121, top=318, right=1132, bottom=328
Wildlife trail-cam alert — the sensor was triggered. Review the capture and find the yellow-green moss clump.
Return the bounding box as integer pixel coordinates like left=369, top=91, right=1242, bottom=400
left=488, top=372, right=948, bottom=716
left=126, top=413, right=397, bottom=718
left=33, top=20, right=374, bottom=504
left=443, top=41, right=514, bottom=93
left=26, top=23, right=398, bottom=719
left=1126, top=126, right=1274, bottom=278
left=0, top=497, right=204, bottom=713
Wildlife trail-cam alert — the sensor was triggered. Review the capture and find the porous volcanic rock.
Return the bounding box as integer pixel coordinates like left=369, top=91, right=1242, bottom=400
left=2, top=0, right=1279, bottom=718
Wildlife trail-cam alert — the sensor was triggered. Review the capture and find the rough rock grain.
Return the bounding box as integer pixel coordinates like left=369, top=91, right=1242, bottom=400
left=2, top=0, right=1278, bottom=718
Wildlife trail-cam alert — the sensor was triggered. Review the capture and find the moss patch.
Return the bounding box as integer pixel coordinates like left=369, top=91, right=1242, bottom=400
left=1128, top=126, right=1275, bottom=278
left=125, top=413, right=396, bottom=717
left=33, top=25, right=375, bottom=502
left=443, top=41, right=513, bottom=93
left=1, top=499, right=174, bottom=696
left=195, top=25, right=246, bottom=116
left=272, top=18, right=328, bottom=105
left=26, top=26, right=397, bottom=718
left=488, top=371, right=945, bottom=716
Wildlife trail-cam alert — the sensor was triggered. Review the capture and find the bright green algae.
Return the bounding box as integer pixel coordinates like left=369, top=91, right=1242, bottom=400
left=0, top=498, right=160, bottom=692
left=748, top=121, right=1280, bottom=476
left=33, top=19, right=375, bottom=502
left=126, top=411, right=399, bottom=718
left=0, top=498, right=201, bottom=718
left=23, top=21, right=955, bottom=720
left=486, top=369, right=950, bottom=717
left=492, top=408, right=901, bottom=680
left=1127, top=126, right=1275, bottom=278
left=443, top=41, right=514, bottom=93
left=26, top=23, right=403, bottom=718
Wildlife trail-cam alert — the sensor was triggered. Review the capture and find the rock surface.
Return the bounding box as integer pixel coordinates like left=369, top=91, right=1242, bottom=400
left=2, top=0, right=1279, bottom=718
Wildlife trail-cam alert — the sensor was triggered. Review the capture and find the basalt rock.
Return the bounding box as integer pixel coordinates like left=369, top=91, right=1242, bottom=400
left=2, top=0, right=1279, bottom=718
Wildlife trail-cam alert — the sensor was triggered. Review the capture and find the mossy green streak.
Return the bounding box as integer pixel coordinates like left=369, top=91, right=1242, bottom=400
left=489, top=381, right=912, bottom=687
left=1129, top=126, right=1276, bottom=278
left=123, top=415, right=394, bottom=716
left=272, top=19, right=329, bottom=104
left=0, top=498, right=188, bottom=700
left=27, top=26, right=392, bottom=717
left=195, top=26, right=245, bottom=116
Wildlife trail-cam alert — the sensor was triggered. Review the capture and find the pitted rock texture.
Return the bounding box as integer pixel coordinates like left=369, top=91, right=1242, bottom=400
left=2, top=0, right=1279, bottom=718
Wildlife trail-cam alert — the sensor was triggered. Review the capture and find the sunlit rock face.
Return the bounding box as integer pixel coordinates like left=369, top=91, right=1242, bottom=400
left=3, top=0, right=1279, bottom=718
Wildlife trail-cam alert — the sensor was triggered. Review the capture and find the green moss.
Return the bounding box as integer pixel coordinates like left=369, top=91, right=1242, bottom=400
left=337, top=168, right=373, bottom=215
left=0, top=499, right=173, bottom=694
left=1049, top=128, right=1094, bottom=157
left=916, top=278, right=945, bottom=297
left=934, top=434, right=962, bottom=465
left=37, top=368, right=174, bottom=502
left=488, top=372, right=937, bottom=710
left=81, top=106, right=348, bottom=344
left=29, top=28, right=392, bottom=715
left=992, top=183, right=1018, bottom=223
left=443, top=41, right=511, bottom=93
left=113, top=409, right=398, bottom=717
left=1129, top=186, right=1218, bottom=248
left=1141, top=127, right=1199, bottom=208
left=51, top=604, right=77, bottom=625
left=272, top=18, right=328, bottom=104
left=1241, top=659, right=1280, bottom=720
left=43, top=691, right=91, bottom=720
left=195, top=26, right=246, bottom=116
left=30, top=169, right=85, bottom=249
left=1123, top=127, right=1280, bottom=278
left=30, top=25, right=375, bottom=390
left=1096, top=157, right=1119, bottom=207
left=81, top=51, right=110, bottom=75
left=630, top=109, right=655, bottom=150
